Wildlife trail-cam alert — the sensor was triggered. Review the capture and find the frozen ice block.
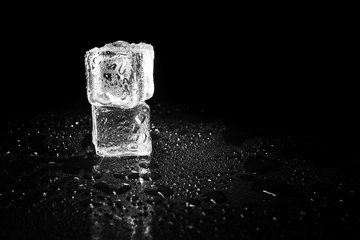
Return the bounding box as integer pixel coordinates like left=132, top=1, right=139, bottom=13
left=92, top=103, right=152, bottom=157
left=85, top=40, right=154, bottom=108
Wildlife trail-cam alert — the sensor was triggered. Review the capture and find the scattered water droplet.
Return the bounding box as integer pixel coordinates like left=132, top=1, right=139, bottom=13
left=116, top=184, right=131, bottom=194
left=144, top=185, right=173, bottom=198
left=186, top=198, right=201, bottom=207
left=141, top=172, right=162, bottom=181
left=113, top=170, right=139, bottom=180
left=93, top=182, right=116, bottom=195
left=252, top=181, right=297, bottom=197
left=204, top=191, right=227, bottom=204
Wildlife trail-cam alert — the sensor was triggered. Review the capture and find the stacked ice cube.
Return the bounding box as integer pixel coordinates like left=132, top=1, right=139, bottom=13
left=85, top=40, right=154, bottom=157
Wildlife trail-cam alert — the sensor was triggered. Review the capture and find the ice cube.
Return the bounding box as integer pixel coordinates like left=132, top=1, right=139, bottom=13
left=85, top=40, right=154, bottom=108
left=92, top=103, right=152, bottom=157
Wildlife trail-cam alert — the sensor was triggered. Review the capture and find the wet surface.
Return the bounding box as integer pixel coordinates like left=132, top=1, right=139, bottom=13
left=0, top=104, right=359, bottom=239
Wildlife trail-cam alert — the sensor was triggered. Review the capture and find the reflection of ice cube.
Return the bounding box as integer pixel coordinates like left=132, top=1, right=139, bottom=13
left=92, top=103, right=152, bottom=157
left=85, top=40, right=154, bottom=108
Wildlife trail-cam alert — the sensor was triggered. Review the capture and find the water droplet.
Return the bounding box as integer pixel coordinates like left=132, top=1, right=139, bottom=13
left=252, top=181, right=297, bottom=197
left=128, top=173, right=140, bottom=180
left=93, top=182, right=116, bottom=195
left=83, top=173, right=101, bottom=181
left=139, top=161, right=160, bottom=169
left=144, top=185, right=173, bottom=198
left=113, top=171, right=131, bottom=179
left=116, top=184, right=131, bottom=194
left=186, top=198, right=201, bottom=207
left=113, top=171, right=139, bottom=180
left=50, top=176, right=79, bottom=190
left=203, top=191, right=227, bottom=204
left=141, top=172, right=162, bottom=181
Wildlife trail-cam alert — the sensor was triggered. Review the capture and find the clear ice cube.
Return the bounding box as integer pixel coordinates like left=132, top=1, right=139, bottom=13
left=92, top=103, right=152, bottom=157
left=85, top=40, right=154, bottom=108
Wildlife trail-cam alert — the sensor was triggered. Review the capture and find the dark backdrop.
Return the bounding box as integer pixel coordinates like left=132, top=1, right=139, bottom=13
left=2, top=6, right=358, bottom=139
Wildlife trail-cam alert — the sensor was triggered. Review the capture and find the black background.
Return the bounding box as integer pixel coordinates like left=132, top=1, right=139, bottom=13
left=1, top=6, right=359, bottom=240
left=2, top=5, right=358, bottom=140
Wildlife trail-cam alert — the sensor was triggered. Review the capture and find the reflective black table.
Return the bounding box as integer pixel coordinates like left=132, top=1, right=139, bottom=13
left=0, top=104, right=359, bottom=239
